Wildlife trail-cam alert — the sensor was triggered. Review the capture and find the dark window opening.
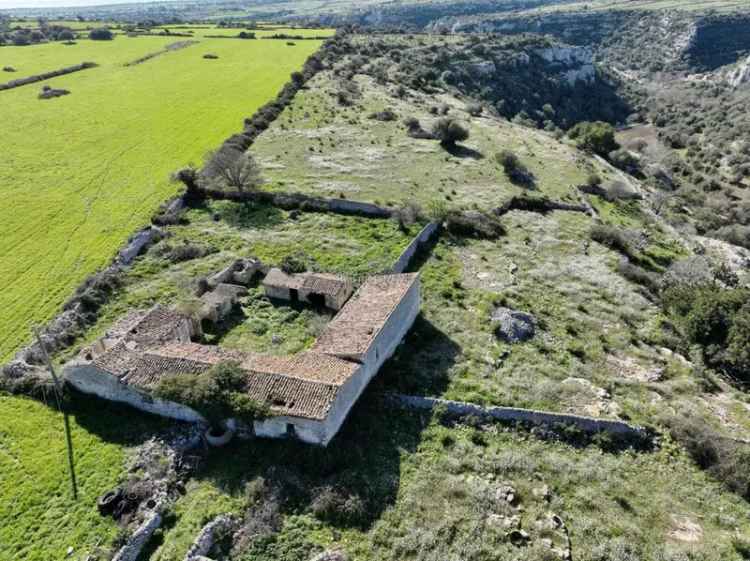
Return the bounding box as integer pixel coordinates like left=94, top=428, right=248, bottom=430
left=307, top=292, right=326, bottom=308
left=286, top=423, right=296, bottom=438
left=289, top=288, right=299, bottom=303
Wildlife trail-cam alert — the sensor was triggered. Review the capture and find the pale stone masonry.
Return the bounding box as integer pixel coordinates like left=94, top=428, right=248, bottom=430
left=64, top=273, right=420, bottom=446
left=262, top=269, right=354, bottom=311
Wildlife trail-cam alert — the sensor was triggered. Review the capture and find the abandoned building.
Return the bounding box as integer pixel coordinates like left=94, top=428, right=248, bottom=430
left=64, top=273, right=420, bottom=445
left=262, top=268, right=354, bottom=311
left=199, top=283, right=248, bottom=324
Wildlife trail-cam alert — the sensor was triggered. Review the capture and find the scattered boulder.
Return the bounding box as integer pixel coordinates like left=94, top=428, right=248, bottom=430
left=494, top=484, right=517, bottom=505
left=203, top=53, right=219, bottom=60
left=491, top=307, right=536, bottom=343
left=2, top=66, right=16, bottom=72
left=508, top=529, right=530, bottom=546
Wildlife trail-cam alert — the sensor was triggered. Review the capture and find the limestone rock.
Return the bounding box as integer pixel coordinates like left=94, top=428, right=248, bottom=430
left=491, top=307, right=536, bottom=343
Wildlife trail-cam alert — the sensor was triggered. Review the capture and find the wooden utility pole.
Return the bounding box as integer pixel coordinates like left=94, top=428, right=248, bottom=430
left=34, top=328, right=78, bottom=500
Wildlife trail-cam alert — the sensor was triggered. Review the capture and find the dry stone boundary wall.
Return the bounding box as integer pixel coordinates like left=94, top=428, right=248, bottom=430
left=0, top=61, right=97, bottom=91
left=388, top=394, right=648, bottom=437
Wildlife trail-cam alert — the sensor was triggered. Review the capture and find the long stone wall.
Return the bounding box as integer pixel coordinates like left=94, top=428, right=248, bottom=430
left=387, top=394, right=648, bottom=437
left=0, top=61, right=97, bottom=91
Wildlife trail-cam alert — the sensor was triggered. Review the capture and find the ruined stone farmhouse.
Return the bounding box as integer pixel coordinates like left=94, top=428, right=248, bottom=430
left=64, top=273, right=420, bottom=446
left=262, top=268, right=354, bottom=311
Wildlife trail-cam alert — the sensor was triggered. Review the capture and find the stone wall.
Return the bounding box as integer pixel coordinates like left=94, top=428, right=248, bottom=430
left=112, top=510, right=162, bottom=561
left=0, top=61, right=97, bottom=91
left=391, top=222, right=440, bottom=274
left=388, top=394, right=647, bottom=437
left=64, top=363, right=205, bottom=423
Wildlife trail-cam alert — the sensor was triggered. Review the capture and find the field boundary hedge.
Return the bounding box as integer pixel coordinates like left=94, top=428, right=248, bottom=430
left=0, top=61, right=97, bottom=92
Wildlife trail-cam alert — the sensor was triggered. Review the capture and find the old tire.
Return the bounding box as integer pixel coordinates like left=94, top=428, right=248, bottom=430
left=205, top=426, right=234, bottom=447
left=97, top=489, right=122, bottom=515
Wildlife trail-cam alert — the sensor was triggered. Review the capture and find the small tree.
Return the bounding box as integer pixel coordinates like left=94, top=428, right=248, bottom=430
left=89, top=27, right=113, bottom=41
left=204, top=151, right=262, bottom=193
left=568, top=121, right=619, bottom=156
left=432, top=118, right=469, bottom=148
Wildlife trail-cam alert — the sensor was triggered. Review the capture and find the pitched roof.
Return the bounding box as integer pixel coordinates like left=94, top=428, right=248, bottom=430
left=263, top=268, right=305, bottom=291
left=312, top=274, right=419, bottom=358
left=300, top=273, right=352, bottom=298
left=245, top=352, right=359, bottom=385
left=242, top=371, right=339, bottom=420
left=123, top=305, right=192, bottom=345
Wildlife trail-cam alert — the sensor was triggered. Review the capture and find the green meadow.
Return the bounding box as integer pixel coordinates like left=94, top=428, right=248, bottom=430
left=0, top=35, right=323, bottom=362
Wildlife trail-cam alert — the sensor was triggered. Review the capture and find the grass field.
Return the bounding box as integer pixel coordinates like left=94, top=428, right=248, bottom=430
left=0, top=35, right=323, bottom=363
left=0, top=394, right=167, bottom=561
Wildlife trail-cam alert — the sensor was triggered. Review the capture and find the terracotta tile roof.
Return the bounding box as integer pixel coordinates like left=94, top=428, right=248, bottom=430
left=263, top=268, right=305, bottom=291
left=245, top=352, right=359, bottom=385
left=91, top=341, right=349, bottom=420
left=243, top=372, right=339, bottom=420
left=312, top=274, right=419, bottom=358
left=300, top=274, right=352, bottom=297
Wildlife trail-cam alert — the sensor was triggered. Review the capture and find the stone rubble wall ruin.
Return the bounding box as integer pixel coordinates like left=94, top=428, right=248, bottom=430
left=112, top=510, right=162, bottom=561
left=387, top=394, right=648, bottom=438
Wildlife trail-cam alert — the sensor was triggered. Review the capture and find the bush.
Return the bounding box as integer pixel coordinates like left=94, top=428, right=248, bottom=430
left=154, top=361, right=269, bottom=428
left=431, top=118, right=469, bottom=147
left=89, top=28, right=113, bottom=41
left=310, top=485, right=368, bottom=526
left=568, top=121, right=619, bottom=156
left=666, top=412, right=750, bottom=500
left=280, top=252, right=309, bottom=274
left=496, top=150, right=535, bottom=187
left=445, top=210, right=505, bottom=239
left=662, top=283, right=750, bottom=380
left=465, top=102, right=483, bottom=116
left=368, top=109, right=397, bottom=122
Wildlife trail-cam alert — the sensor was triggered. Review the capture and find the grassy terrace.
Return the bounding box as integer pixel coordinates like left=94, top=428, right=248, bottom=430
left=0, top=35, right=323, bottom=363
left=252, top=69, right=614, bottom=211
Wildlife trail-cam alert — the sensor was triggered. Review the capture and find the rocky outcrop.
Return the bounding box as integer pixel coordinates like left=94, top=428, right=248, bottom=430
left=491, top=307, right=535, bottom=344
left=727, top=55, right=750, bottom=88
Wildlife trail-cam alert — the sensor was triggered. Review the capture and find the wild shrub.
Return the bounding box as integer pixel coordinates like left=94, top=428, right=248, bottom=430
left=310, top=485, right=368, bottom=527
left=431, top=118, right=469, bottom=147
left=496, top=149, right=535, bottom=187
left=368, top=109, right=397, bottom=122
left=665, top=412, right=750, bottom=500
left=404, top=117, right=433, bottom=139
left=568, top=121, right=619, bottom=156
left=445, top=210, right=505, bottom=239
left=280, top=252, right=310, bottom=274
left=590, top=225, right=640, bottom=263
left=662, top=283, right=750, bottom=381
left=465, top=102, right=483, bottom=116
left=161, top=242, right=215, bottom=264
left=154, top=361, right=269, bottom=429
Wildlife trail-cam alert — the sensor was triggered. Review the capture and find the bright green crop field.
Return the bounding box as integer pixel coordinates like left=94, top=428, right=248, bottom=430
left=0, top=35, right=323, bottom=363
